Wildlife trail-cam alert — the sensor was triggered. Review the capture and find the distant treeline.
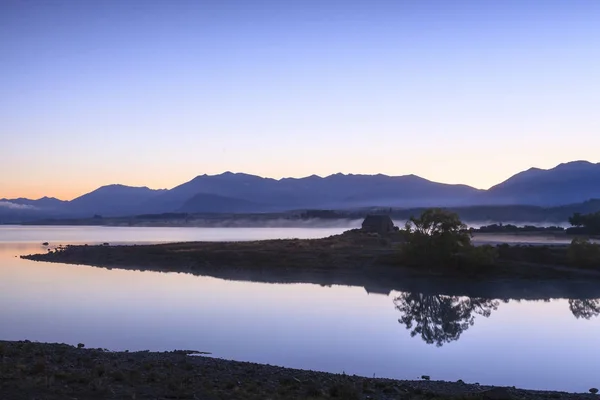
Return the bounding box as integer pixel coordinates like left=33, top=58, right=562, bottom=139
left=468, top=211, right=600, bottom=235
left=299, top=199, right=600, bottom=223
left=469, top=224, right=565, bottom=233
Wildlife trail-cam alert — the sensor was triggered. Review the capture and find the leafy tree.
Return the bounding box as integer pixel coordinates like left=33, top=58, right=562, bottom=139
left=567, top=237, right=600, bottom=268
left=402, top=208, right=470, bottom=263
left=405, top=208, right=469, bottom=239
left=569, top=212, right=585, bottom=227
left=401, top=208, right=497, bottom=267
left=394, top=293, right=499, bottom=347
left=568, top=211, right=600, bottom=234
left=568, top=299, right=600, bottom=319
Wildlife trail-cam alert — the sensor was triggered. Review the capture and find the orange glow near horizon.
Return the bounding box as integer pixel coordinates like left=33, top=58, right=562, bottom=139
left=0, top=152, right=600, bottom=200
left=5, top=156, right=600, bottom=201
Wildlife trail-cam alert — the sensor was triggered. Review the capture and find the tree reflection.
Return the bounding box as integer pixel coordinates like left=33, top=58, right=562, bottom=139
left=568, top=299, right=600, bottom=319
left=393, top=293, right=499, bottom=347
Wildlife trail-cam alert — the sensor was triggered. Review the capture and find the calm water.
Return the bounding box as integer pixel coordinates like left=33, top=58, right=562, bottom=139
left=1, top=226, right=599, bottom=392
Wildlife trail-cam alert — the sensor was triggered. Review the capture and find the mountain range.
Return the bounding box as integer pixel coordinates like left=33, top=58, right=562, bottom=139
left=2, top=160, right=600, bottom=222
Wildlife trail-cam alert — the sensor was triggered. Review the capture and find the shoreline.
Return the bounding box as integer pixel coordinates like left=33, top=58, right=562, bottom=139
left=1, top=340, right=597, bottom=399
left=20, top=230, right=600, bottom=282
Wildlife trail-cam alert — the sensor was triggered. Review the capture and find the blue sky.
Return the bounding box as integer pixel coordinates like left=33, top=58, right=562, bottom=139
left=1, top=0, right=599, bottom=199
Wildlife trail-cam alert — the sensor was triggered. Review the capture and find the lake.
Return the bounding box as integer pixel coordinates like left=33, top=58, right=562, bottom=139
left=1, top=225, right=599, bottom=392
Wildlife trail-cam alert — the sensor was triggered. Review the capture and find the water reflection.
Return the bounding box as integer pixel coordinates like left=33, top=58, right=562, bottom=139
left=393, top=293, right=500, bottom=347
left=4, top=239, right=600, bottom=353
left=569, top=299, right=600, bottom=319
left=394, top=293, right=600, bottom=346
left=3, top=237, right=600, bottom=392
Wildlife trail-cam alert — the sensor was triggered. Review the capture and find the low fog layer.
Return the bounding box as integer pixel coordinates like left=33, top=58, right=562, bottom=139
left=124, top=218, right=572, bottom=230
left=0, top=201, right=37, bottom=210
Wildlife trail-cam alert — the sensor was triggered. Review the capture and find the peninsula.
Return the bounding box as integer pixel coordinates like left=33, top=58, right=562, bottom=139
left=21, top=210, right=600, bottom=283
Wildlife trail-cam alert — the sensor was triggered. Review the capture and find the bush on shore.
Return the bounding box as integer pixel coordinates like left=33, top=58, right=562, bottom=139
left=399, top=209, right=498, bottom=270
left=568, top=238, right=600, bottom=268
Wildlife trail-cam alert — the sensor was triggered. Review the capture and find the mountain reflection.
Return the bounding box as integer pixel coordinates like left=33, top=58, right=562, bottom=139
left=393, top=293, right=500, bottom=347
left=568, top=299, right=600, bottom=319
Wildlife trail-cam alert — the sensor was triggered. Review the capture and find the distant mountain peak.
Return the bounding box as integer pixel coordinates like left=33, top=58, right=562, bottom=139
left=554, top=160, right=596, bottom=170
left=486, top=159, right=600, bottom=206
left=37, top=196, right=63, bottom=201
left=92, top=184, right=145, bottom=192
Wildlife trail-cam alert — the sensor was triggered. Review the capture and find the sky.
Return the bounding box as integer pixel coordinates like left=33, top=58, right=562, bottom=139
left=1, top=0, right=599, bottom=200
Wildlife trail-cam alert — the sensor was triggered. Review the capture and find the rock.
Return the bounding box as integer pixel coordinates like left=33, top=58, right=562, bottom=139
left=481, top=387, right=513, bottom=400
left=590, top=388, right=598, bottom=394
left=421, top=375, right=430, bottom=380
left=457, top=379, right=465, bottom=384
left=42, top=242, right=49, bottom=246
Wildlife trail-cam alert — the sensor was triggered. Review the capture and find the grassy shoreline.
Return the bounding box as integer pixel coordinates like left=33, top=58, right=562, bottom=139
left=1, top=340, right=597, bottom=400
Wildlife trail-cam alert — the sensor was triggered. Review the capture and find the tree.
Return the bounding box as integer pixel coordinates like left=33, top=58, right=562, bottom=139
left=569, top=212, right=585, bottom=227
left=568, top=299, right=600, bottom=319
left=567, top=237, right=600, bottom=268
left=406, top=208, right=469, bottom=239
left=401, top=208, right=473, bottom=266
left=568, top=211, right=600, bottom=235
left=394, top=293, right=499, bottom=347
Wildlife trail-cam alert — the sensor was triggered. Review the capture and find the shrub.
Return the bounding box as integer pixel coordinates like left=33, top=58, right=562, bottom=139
left=460, top=244, right=499, bottom=267
left=567, top=238, right=600, bottom=268
left=399, top=208, right=497, bottom=270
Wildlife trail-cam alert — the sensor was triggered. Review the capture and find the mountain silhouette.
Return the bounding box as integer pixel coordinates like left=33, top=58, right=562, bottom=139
left=2, top=160, right=600, bottom=221
left=0, top=196, right=66, bottom=209
left=483, top=161, right=600, bottom=206
left=140, top=172, right=283, bottom=214
left=68, top=185, right=166, bottom=216
left=143, top=172, right=482, bottom=213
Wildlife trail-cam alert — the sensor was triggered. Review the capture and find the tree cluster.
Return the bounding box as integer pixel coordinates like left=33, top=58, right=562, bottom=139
left=394, top=294, right=599, bottom=347
left=471, top=224, right=564, bottom=233
left=567, top=211, right=600, bottom=235
left=568, top=237, right=600, bottom=268
left=400, top=208, right=498, bottom=269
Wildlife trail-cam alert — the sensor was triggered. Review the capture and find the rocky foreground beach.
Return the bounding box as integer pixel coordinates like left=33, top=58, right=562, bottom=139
left=1, top=340, right=597, bottom=400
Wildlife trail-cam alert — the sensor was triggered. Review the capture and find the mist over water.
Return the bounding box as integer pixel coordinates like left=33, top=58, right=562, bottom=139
left=0, top=219, right=581, bottom=248
left=0, top=225, right=346, bottom=245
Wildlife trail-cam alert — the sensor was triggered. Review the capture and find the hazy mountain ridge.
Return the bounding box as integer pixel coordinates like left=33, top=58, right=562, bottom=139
left=482, top=161, right=600, bottom=206
left=68, top=184, right=167, bottom=216
left=0, top=197, right=67, bottom=209
left=2, top=160, right=599, bottom=222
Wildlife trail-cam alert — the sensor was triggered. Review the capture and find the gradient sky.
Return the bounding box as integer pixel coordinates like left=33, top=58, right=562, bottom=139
left=1, top=0, right=599, bottom=200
